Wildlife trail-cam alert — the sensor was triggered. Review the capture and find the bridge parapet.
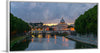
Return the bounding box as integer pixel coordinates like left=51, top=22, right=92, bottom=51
left=32, top=30, right=72, bottom=34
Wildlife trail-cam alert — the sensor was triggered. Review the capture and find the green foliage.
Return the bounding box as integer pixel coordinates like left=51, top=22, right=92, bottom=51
left=10, top=13, right=31, bottom=35
left=49, top=27, right=53, bottom=31
left=75, top=5, right=97, bottom=35
left=67, top=25, right=73, bottom=28
left=10, top=39, right=31, bottom=51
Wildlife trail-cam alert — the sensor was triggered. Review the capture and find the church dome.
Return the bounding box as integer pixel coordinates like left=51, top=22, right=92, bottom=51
left=60, top=17, right=65, bottom=23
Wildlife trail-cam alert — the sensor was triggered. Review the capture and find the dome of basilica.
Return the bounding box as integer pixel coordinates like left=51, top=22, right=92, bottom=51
left=60, top=17, right=65, bottom=23
left=60, top=17, right=66, bottom=24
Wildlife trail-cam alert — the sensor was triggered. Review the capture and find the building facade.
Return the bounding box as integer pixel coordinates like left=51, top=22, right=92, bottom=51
left=55, top=17, right=68, bottom=31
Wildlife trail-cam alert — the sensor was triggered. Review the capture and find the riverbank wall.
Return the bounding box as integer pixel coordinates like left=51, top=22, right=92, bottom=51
left=66, top=35, right=97, bottom=46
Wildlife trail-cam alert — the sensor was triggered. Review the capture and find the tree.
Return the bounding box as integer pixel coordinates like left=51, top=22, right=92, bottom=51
left=75, top=5, right=97, bottom=35
left=10, top=13, right=31, bottom=36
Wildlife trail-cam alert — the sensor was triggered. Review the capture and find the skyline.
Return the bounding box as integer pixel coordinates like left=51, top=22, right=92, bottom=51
left=10, top=2, right=96, bottom=24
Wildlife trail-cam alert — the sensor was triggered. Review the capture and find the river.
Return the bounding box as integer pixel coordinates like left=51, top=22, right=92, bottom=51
left=10, top=34, right=97, bottom=51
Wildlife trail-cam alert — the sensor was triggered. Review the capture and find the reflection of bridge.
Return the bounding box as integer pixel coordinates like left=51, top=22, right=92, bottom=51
left=32, top=30, right=72, bottom=34
left=30, top=30, right=76, bottom=37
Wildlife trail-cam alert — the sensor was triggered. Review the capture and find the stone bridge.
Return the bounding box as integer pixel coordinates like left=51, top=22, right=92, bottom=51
left=32, top=30, right=73, bottom=35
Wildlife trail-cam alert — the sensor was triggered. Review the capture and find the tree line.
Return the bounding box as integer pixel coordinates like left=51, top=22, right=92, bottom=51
left=10, top=13, right=31, bottom=36
left=75, top=5, right=97, bottom=35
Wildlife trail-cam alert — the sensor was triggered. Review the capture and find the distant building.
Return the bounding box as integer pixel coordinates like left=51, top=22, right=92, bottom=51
left=29, top=22, right=43, bottom=31
left=53, top=17, right=75, bottom=31
left=56, top=17, right=68, bottom=31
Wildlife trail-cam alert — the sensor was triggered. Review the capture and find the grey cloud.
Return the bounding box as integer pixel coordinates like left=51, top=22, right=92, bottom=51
left=10, top=2, right=97, bottom=24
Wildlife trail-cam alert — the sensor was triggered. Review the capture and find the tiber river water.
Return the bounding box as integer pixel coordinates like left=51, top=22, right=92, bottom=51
left=11, top=34, right=97, bottom=51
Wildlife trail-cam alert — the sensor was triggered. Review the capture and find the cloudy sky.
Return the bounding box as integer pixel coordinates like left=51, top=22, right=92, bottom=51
left=10, top=2, right=97, bottom=24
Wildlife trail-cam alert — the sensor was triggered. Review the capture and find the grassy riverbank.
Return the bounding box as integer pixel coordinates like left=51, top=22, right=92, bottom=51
left=10, top=35, right=30, bottom=48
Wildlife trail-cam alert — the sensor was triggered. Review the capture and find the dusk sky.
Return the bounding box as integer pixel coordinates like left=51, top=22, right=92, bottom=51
left=10, top=2, right=96, bottom=24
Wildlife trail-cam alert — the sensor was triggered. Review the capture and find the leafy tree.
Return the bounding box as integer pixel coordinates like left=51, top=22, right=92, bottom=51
left=10, top=13, right=31, bottom=36
left=75, top=5, right=97, bottom=35
left=67, top=25, right=73, bottom=28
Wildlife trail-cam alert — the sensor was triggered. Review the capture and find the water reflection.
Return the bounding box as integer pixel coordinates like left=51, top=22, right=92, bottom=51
left=38, top=34, right=43, bottom=38
left=55, top=39, right=56, bottom=44
left=46, top=34, right=50, bottom=43
left=25, top=34, right=76, bottom=50
left=62, top=36, right=65, bottom=42
left=54, top=35, right=56, bottom=44
left=65, top=38, right=69, bottom=47
left=39, top=38, right=42, bottom=42
left=38, top=34, right=42, bottom=42
left=54, top=35, right=56, bottom=39
left=65, top=38, right=68, bottom=42
left=11, top=34, right=97, bottom=51
left=62, top=36, right=69, bottom=47
left=32, top=35, right=35, bottom=38
left=31, top=38, right=34, bottom=42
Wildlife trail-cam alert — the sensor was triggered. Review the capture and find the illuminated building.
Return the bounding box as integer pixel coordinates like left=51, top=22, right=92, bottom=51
left=56, top=17, right=68, bottom=31
left=29, top=22, right=43, bottom=31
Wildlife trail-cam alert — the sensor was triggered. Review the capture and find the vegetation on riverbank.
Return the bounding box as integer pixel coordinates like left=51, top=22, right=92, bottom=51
left=10, top=13, right=31, bottom=49
left=75, top=5, right=97, bottom=35
left=10, top=36, right=31, bottom=51
left=10, top=35, right=30, bottom=48
left=10, top=13, right=31, bottom=38
left=75, top=41, right=97, bottom=49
